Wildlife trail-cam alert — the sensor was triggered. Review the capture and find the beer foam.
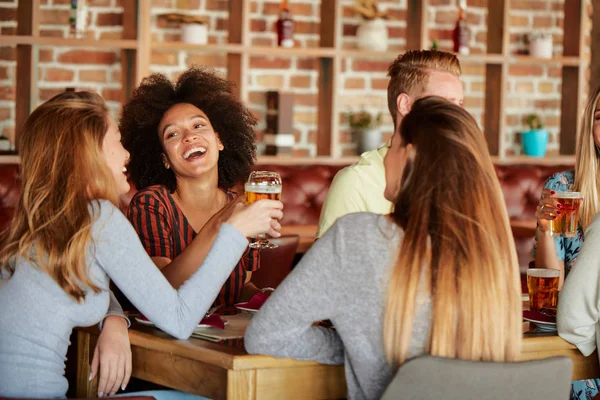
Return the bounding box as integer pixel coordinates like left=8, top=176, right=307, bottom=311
left=527, top=268, right=560, bottom=278
left=244, top=184, right=282, bottom=194
left=553, top=191, right=582, bottom=199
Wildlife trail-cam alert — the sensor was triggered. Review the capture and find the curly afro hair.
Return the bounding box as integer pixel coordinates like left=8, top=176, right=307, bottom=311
left=120, top=67, right=257, bottom=192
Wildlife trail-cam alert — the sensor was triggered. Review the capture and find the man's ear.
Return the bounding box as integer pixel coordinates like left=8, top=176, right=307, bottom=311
left=396, top=93, right=412, bottom=118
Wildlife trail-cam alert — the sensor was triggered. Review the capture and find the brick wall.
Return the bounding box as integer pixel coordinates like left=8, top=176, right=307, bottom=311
left=0, top=0, right=592, bottom=157
left=0, top=0, right=125, bottom=148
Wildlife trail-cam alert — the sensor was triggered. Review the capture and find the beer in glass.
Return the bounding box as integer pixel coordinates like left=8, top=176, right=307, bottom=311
left=245, top=171, right=282, bottom=249
left=549, top=191, right=583, bottom=238
left=527, top=268, right=559, bottom=312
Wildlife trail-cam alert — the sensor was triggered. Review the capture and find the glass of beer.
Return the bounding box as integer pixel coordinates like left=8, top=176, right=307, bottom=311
left=550, top=191, right=583, bottom=238
left=245, top=171, right=282, bottom=249
left=527, top=268, right=559, bottom=312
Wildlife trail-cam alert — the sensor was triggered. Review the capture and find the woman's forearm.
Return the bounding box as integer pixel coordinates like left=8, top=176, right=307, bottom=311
left=160, top=223, right=221, bottom=288
left=534, top=229, right=565, bottom=287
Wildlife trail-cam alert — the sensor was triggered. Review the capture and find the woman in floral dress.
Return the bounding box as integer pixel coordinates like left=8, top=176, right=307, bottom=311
left=534, top=85, right=600, bottom=400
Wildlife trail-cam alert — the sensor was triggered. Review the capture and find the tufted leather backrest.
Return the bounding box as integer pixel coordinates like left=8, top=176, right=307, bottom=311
left=494, top=164, right=572, bottom=221
left=0, top=162, right=574, bottom=270
left=0, top=163, right=572, bottom=227
left=0, top=164, right=21, bottom=230
left=251, top=164, right=345, bottom=225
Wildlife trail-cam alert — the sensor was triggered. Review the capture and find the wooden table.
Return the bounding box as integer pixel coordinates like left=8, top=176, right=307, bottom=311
left=76, top=321, right=346, bottom=400
left=76, top=319, right=600, bottom=400
left=281, top=225, right=316, bottom=254
left=521, top=325, right=600, bottom=380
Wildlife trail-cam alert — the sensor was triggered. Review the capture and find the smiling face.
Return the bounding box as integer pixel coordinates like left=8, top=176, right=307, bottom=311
left=158, top=103, right=224, bottom=180
left=102, top=116, right=131, bottom=195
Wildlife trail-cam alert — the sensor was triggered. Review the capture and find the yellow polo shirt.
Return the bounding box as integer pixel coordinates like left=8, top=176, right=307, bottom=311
left=316, top=144, right=394, bottom=238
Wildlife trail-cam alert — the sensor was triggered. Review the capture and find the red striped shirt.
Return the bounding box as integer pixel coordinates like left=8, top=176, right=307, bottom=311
left=127, top=185, right=260, bottom=308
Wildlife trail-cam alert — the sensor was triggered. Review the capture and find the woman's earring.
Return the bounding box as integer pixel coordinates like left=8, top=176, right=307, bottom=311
left=161, top=154, right=170, bottom=169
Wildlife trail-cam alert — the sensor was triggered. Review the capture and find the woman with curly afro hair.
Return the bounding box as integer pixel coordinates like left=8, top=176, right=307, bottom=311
left=121, top=67, right=283, bottom=310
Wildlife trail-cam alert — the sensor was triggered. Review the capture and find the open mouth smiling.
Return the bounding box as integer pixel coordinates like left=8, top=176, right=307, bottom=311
left=182, top=146, right=207, bottom=161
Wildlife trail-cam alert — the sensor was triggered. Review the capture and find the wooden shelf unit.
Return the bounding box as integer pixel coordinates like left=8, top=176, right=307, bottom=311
left=0, top=154, right=577, bottom=166
left=3, top=0, right=589, bottom=160
left=2, top=35, right=139, bottom=49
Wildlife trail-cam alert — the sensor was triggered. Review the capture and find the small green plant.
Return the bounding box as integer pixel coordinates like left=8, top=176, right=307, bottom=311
left=347, top=109, right=383, bottom=130
left=522, top=113, right=543, bottom=130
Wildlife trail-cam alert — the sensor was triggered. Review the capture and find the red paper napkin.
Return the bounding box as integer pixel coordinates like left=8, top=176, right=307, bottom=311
left=200, top=313, right=225, bottom=329
left=235, top=292, right=270, bottom=311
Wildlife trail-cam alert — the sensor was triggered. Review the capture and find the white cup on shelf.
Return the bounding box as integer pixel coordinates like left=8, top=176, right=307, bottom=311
left=181, top=23, right=208, bottom=45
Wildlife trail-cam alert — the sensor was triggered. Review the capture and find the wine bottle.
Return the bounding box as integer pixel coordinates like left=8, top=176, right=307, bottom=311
left=452, top=0, right=470, bottom=55
left=276, top=0, right=294, bottom=48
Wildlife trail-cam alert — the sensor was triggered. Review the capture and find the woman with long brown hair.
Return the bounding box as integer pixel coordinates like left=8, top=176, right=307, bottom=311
left=0, top=91, right=282, bottom=399
left=245, top=97, right=522, bottom=400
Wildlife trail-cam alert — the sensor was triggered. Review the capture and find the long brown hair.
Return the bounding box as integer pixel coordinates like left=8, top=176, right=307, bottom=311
left=573, top=84, right=600, bottom=230
left=0, top=91, right=120, bottom=301
left=383, top=97, right=522, bottom=365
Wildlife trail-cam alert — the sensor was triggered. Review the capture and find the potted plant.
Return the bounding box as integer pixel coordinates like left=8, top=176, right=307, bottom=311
left=521, top=114, right=549, bottom=157
left=353, top=0, right=389, bottom=52
left=158, top=13, right=209, bottom=45
left=348, top=109, right=383, bottom=154
left=0, top=135, right=11, bottom=152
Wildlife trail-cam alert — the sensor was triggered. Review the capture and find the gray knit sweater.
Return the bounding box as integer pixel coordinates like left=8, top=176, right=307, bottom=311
left=245, top=213, right=432, bottom=400
left=0, top=200, right=248, bottom=398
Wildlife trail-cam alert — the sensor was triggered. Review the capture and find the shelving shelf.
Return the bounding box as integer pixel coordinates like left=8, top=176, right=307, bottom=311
left=0, top=35, right=138, bottom=49
left=508, top=55, right=583, bottom=66
left=3, top=0, right=589, bottom=160
left=151, top=42, right=339, bottom=57
left=150, top=42, right=246, bottom=53
left=0, top=154, right=577, bottom=167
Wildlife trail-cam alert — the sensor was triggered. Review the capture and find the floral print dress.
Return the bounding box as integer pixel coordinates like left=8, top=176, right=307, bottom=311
left=532, top=170, right=599, bottom=400
left=532, top=170, right=584, bottom=277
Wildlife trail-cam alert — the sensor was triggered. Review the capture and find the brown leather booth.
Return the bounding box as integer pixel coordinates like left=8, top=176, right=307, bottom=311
left=0, top=162, right=573, bottom=271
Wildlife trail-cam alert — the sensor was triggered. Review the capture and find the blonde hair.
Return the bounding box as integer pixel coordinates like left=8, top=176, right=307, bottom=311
left=387, top=50, right=462, bottom=126
left=573, top=85, right=600, bottom=230
left=0, top=91, right=120, bottom=301
left=384, top=97, right=522, bottom=366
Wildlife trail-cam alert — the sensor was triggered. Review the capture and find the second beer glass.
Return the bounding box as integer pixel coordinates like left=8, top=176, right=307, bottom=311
left=245, top=171, right=282, bottom=249
left=527, top=268, right=559, bottom=312
left=550, top=191, right=583, bottom=238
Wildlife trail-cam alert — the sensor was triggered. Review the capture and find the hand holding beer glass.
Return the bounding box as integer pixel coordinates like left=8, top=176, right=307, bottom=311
left=245, top=171, right=282, bottom=249
left=527, top=268, right=559, bottom=312
left=536, top=188, right=583, bottom=238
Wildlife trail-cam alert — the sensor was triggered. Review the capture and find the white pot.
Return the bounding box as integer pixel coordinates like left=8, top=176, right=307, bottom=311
left=356, top=18, right=388, bottom=52
left=354, top=128, right=382, bottom=154
left=181, top=23, right=208, bottom=45
left=529, top=36, right=553, bottom=59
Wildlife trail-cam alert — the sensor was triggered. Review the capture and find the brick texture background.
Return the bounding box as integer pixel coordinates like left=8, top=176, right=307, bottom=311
left=0, top=0, right=592, bottom=156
